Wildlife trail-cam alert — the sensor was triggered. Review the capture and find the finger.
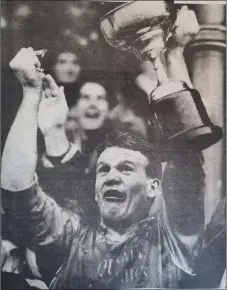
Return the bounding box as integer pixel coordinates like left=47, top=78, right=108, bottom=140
left=10, top=48, right=27, bottom=69
left=42, top=78, right=52, bottom=98
left=59, top=86, right=66, bottom=98
left=188, top=11, right=200, bottom=34
left=26, top=48, right=41, bottom=69
left=177, top=11, right=199, bottom=35
left=16, top=47, right=27, bottom=59
left=39, top=72, right=45, bottom=80
left=40, top=72, right=45, bottom=78
left=44, top=74, right=59, bottom=96
left=27, top=47, right=34, bottom=53
left=59, top=86, right=65, bottom=98
left=42, top=77, right=48, bottom=90
left=175, top=6, right=189, bottom=23
left=20, top=47, right=27, bottom=53
left=59, top=86, right=69, bottom=108
left=44, top=88, right=52, bottom=98
left=26, top=48, right=39, bottom=64
left=42, top=79, right=49, bottom=98
left=181, top=5, right=188, bottom=12
left=10, top=48, right=34, bottom=70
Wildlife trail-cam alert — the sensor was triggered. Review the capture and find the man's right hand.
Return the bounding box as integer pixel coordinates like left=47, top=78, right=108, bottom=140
left=9, top=47, right=44, bottom=91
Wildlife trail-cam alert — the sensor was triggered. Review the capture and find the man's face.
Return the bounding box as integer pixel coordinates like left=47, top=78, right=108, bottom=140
left=53, top=52, right=81, bottom=84
left=95, top=147, right=152, bottom=224
left=76, top=82, right=109, bottom=131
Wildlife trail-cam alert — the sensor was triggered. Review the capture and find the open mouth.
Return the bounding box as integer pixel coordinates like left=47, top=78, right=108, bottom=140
left=67, top=71, right=75, bottom=76
left=85, top=111, right=100, bottom=119
left=104, top=190, right=126, bottom=202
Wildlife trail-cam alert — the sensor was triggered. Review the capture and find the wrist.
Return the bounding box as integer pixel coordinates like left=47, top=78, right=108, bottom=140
left=165, top=47, right=193, bottom=88
left=166, top=47, right=184, bottom=60
left=23, top=85, right=42, bottom=94
left=22, top=87, right=42, bottom=107
left=44, top=127, right=70, bottom=157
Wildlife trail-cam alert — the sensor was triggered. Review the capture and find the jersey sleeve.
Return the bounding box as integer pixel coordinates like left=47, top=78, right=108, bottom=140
left=158, top=152, right=205, bottom=275
left=2, top=174, right=81, bottom=251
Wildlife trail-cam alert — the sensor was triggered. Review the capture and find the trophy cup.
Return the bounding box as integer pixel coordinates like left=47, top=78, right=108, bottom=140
left=100, top=1, right=222, bottom=152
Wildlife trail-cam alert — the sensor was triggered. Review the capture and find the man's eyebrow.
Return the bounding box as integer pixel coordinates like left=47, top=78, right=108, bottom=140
left=120, top=160, right=135, bottom=164
left=96, top=161, right=108, bottom=168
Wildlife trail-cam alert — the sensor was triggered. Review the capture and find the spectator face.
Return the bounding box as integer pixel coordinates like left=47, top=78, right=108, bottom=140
left=111, top=106, right=148, bottom=137
left=95, top=147, right=159, bottom=225
left=53, top=52, right=81, bottom=84
left=76, top=82, right=109, bottom=131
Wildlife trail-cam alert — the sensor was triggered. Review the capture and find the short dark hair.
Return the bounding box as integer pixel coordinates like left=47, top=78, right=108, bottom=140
left=90, top=130, right=162, bottom=180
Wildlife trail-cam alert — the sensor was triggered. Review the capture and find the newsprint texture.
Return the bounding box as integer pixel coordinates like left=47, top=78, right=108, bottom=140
left=1, top=1, right=226, bottom=289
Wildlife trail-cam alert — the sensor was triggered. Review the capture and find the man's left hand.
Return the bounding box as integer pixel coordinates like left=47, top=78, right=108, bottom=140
left=38, top=74, right=69, bottom=136
left=167, top=5, right=200, bottom=50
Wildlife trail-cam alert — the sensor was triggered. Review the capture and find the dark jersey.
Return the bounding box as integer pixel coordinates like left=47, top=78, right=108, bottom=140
left=51, top=212, right=196, bottom=289
left=2, top=182, right=200, bottom=289
left=3, top=152, right=217, bottom=289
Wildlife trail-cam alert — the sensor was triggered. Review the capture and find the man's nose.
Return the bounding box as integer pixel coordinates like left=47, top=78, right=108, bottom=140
left=87, top=102, right=97, bottom=109
left=105, top=168, right=121, bottom=185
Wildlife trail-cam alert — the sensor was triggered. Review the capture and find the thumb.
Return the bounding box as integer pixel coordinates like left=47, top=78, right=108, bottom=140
left=59, top=86, right=66, bottom=99
left=59, top=86, right=69, bottom=108
left=175, top=5, right=188, bottom=25
left=60, top=86, right=64, bottom=93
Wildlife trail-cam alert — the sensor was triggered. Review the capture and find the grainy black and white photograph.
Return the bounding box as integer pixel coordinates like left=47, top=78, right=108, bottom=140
left=1, top=0, right=226, bottom=289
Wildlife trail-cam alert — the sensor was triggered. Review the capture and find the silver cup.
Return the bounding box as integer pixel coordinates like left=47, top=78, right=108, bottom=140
left=100, top=1, right=222, bottom=151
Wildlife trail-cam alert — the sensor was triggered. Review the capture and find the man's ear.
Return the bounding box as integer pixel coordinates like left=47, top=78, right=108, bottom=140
left=147, top=178, right=160, bottom=199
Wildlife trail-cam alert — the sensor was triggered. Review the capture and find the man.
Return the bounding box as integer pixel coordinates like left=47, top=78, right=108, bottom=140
left=1, top=6, right=222, bottom=289
left=1, top=125, right=204, bottom=288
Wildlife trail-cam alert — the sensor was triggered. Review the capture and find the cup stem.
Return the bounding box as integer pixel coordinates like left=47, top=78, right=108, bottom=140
left=148, top=51, right=169, bottom=86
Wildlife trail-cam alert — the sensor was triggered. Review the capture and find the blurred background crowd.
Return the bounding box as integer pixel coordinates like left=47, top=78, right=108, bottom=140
left=1, top=1, right=226, bottom=289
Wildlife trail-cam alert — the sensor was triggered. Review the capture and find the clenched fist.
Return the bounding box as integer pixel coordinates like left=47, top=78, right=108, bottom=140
left=9, top=47, right=44, bottom=90
left=168, top=6, right=200, bottom=49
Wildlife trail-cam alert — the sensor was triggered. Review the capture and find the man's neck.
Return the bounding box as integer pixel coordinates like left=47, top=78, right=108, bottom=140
left=100, top=222, right=138, bottom=244
left=100, top=217, right=148, bottom=244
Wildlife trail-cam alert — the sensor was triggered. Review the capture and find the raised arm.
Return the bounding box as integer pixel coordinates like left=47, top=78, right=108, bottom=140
left=165, top=5, right=199, bottom=88
left=1, top=47, right=43, bottom=190
left=1, top=48, right=80, bottom=251
left=161, top=6, right=205, bottom=236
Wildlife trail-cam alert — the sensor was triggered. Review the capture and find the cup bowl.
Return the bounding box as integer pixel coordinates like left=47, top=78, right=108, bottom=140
left=100, top=1, right=177, bottom=51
